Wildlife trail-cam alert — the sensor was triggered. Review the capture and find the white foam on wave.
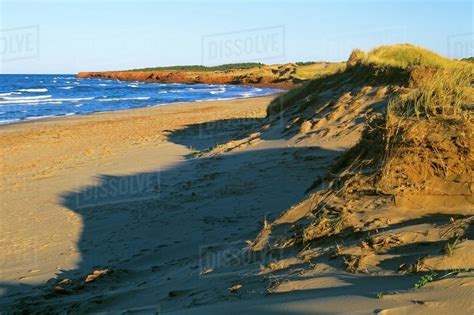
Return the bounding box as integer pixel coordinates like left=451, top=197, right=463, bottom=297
left=0, top=100, right=65, bottom=105
left=210, top=87, right=226, bottom=95
left=25, top=115, right=55, bottom=121
left=97, top=96, right=150, bottom=102
left=52, top=97, right=95, bottom=102
left=214, top=97, right=238, bottom=101
left=58, top=86, right=74, bottom=90
left=128, top=84, right=139, bottom=88
left=0, top=92, right=21, bottom=97
left=0, top=95, right=93, bottom=105
left=2, top=95, right=52, bottom=101
left=0, top=119, right=21, bottom=125
left=240, top=92, right=254, bottom=98
left=19, top=112, right=77, bottom=122
left=18, top=88, right=48, bottom=93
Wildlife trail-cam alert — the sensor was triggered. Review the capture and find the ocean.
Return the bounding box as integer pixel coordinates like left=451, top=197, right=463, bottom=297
left=0, top=74, right=281, bottom=124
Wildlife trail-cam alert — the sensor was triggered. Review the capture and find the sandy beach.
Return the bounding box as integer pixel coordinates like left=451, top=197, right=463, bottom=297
left=2, top=70, right=472, bottom=314
left=2, top=0, right=473, bottom=312
left=0, top=95, right=275, bottom=283
left=1, top=95, right=317, bottom=313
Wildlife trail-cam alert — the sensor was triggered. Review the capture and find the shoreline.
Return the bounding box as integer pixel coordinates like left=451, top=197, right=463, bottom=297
left=0, top=95, right=277, bottom=302
left=0, top=93, right=281, bottom=129
left=2, top=62, right=473, bottom=313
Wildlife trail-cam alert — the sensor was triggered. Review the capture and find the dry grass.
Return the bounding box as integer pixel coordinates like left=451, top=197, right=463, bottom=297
left=444, top=237, right=461, bottom=257
left=348, top=44, right=464, bottom=69
left=303, top=205, right=347, bottom=242
left=379, top=63, right=473, bottom=195
left=266, top=70, right=346, bottom=116
left=266, top=44, right=469, bottom=117
left=259, top=44, right=473, bottom=282
left=294, top=62, right=346, bottom=80
left=379, top=114, right=472, bottom=195
left=388, top=67, right=473, bottom=118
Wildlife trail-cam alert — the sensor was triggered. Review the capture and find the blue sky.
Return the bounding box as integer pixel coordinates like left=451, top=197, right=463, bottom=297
left=1, top=0, right=472, bottom=74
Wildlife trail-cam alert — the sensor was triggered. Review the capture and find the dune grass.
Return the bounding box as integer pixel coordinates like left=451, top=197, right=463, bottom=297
left=267, top=44, right=472, bottom=117
left=294, top=62, right=345, bottom=80
left=349, top=44, right=462, bottom=69
left=266, top=67, right=346, bottom=115
left=388, top=67, right=473, bottom=118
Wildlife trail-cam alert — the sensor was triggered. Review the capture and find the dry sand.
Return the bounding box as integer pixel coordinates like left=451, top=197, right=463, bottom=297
left=0, top=93, right=473, bottom=314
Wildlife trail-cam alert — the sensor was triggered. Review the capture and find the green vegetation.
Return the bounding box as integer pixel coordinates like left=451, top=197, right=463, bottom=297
left=266, top=66, right=346, bottom=115
left=268, top=44, right=473, bottom=117
left=128, top=62, right=265, bottom=72
left=294, top=62, right=345, bottom=80
left=444, top=237, right=461, bottom=257
left=413, top=269, right=470, bottom=289
left=349, top=44, right=461, bottom=69
left=414, top=271, right=437, bottom=288
left=295, top=61, right=318, bottom=66
left=388, top=67, right=473, bottom=118
left=266, top=80, right=316, bottom=115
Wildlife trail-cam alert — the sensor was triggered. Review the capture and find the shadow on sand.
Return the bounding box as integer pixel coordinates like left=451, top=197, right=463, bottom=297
left=0, top=116, right=341, bottom=313
left=1, top=116, right=469, bottom=313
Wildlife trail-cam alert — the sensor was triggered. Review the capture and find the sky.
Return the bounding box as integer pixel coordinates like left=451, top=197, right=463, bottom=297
left=0, top=0, right=472, bottom=74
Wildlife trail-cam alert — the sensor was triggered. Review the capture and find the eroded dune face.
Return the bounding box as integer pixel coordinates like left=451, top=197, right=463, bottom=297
left=247, top=48, right=473, bottom=313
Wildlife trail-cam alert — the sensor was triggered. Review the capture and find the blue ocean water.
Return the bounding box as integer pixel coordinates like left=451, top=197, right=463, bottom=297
left=0, top=75, right=281, bottom=124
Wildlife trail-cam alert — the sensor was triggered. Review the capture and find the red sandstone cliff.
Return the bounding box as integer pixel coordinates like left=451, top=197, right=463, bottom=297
left=76, top=64, right=304, bottom=89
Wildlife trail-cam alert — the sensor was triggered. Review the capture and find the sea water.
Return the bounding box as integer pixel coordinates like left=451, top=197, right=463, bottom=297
left=0, top=74, right=281, bottom=124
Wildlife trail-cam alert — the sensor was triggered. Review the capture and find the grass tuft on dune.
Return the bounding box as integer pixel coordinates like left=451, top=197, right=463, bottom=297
left=348, top=44, right=465, bottom=69
left=389, top=67, right=473, bottom=118
left=268, top=44, right=473, bottom=116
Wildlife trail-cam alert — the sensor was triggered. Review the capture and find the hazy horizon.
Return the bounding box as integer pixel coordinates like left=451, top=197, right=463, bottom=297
left=1, top=0, right=472, bottom=74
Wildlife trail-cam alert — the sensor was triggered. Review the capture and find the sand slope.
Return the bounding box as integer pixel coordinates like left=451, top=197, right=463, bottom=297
left=1, top=54, right=473, bottom=314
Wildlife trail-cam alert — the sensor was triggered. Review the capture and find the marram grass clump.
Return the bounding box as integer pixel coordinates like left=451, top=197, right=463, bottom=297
left=348, top=44, right=462, bottom=69
left=388, top=67, right=473, bottom=118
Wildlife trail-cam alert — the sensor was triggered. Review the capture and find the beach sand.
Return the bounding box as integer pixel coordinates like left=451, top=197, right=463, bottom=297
left=1, top=93, right=473, bottom=314
left=0, top=96, right=274, bottom=284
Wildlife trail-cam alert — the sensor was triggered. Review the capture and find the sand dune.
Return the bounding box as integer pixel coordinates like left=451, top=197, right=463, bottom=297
left=1, top=45, right=473, bottom=314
